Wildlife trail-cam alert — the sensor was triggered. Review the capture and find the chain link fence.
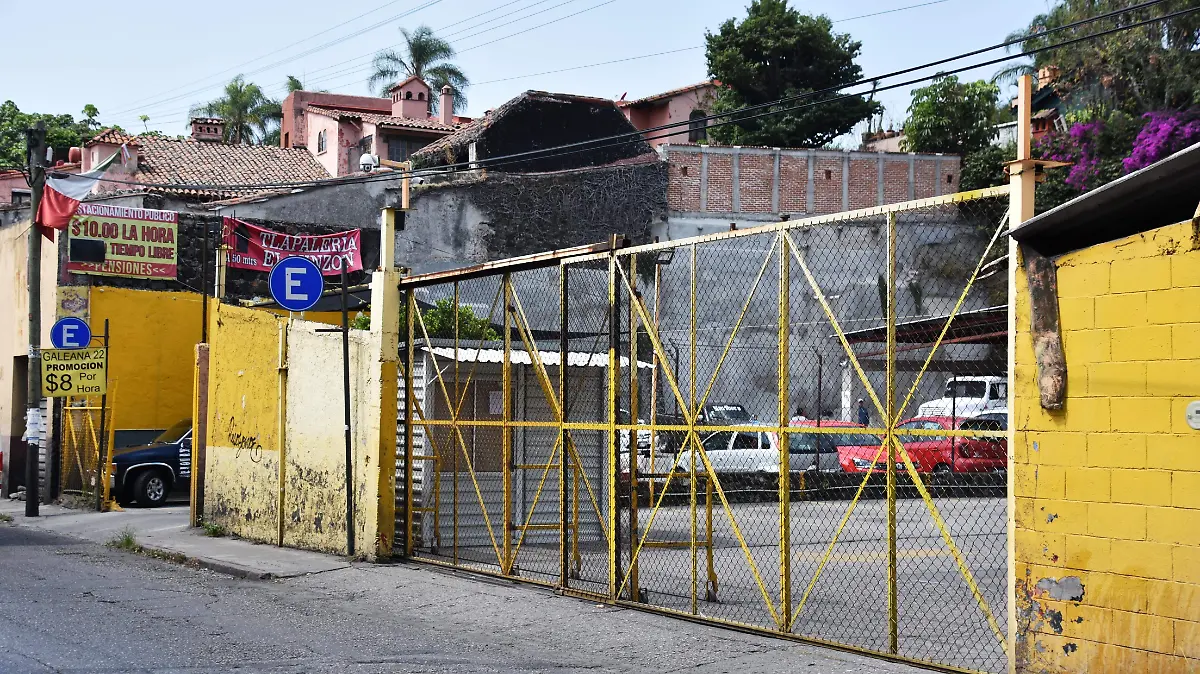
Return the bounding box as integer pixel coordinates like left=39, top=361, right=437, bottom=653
left=397, top=186, right=1010, bottom=673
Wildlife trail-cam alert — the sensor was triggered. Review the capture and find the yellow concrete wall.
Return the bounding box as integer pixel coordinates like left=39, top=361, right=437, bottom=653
left=202, top=302, right=282, bottom=543
left=1013, top=218, right=1200, bottom=672
left=282, top=321, right=370, bottom=554
left=88, top=287, right=202, bottom=432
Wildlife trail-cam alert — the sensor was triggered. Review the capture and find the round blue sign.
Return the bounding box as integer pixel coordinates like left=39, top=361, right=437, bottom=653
left=50, top=317, right=92, bottom=350
left=269, top=257, right=324, bottom=312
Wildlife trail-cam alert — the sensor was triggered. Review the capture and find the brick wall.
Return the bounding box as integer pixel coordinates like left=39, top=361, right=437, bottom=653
left=738, top=153, right=774, bottom=214
left=706, top=154, right=733, bottom=212
left=779, top=154, right=807, bottom=213
left=665, top=145, right=960, bottom=217
left=1012, top=218, right=1200, bottom=672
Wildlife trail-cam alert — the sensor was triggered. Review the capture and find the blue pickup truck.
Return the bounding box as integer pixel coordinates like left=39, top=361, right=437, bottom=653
left=111, top=419, right=192, bottom=507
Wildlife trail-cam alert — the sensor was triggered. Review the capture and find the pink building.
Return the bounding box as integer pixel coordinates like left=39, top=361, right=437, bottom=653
left=284, top=77, right=471, bottom=177
left=0, top=170, right=30, bottom=206
left=617, top=81, right=720, bottom=148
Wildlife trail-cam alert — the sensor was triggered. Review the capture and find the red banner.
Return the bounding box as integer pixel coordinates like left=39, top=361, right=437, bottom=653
left=222, top=217, right=363, bottom=275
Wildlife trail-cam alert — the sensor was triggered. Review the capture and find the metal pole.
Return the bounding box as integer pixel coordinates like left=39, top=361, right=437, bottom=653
left=559, top=265, right=570, bottom=586
left=502, top=273, right=513, bottom=574
left=688, top=244, right=698, bottom=614
left=606, top=250, right=618, bottom=598
left=341, top=264, right=354, bottom=557
left=778, top=234, right=792, bottom=631
left=25, top=121, right=46, bottom=517
left=95, top=320, right=110, bottom=512
left=885, top=211, right=899, bottom=654
left=627, top=254, right=640, bottom=601
left=404, top=290, right=416, bottom=557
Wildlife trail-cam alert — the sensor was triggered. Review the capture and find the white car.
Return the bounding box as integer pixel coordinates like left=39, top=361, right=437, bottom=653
left=671, top=422, right=878, bottom=480
left=917, top=376, right=1007, bottom=418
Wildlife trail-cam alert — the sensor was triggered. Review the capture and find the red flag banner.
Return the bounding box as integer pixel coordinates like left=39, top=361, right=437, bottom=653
left=222, top=217, right=363, bottom=275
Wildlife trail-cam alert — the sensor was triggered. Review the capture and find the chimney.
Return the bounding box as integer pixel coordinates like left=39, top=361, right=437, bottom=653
left=390, top=78, right=431, bottom=119
left=191, top=117, right=225, bottom=142
left=440, top=86, right=454, bottom=125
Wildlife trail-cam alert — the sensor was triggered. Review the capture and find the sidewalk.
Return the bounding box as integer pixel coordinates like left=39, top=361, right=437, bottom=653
left=0, top=501, right=347, bottom=579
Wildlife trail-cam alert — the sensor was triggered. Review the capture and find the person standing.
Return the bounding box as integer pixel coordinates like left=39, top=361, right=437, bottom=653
left=857, top=398, right=870, bottom=426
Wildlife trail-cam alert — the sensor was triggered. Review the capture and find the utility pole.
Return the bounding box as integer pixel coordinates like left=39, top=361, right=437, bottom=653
left=25, top=121, right=47, bottom=518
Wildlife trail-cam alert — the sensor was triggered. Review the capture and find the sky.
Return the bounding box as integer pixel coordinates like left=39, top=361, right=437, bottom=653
left=0, top=0, right=1053, bottom=140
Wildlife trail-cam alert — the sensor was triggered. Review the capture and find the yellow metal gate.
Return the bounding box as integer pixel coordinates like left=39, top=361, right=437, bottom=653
left=398, top=186, right=1011, bottom=673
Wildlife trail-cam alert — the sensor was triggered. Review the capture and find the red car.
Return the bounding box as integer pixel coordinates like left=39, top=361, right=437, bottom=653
left=837, top=414, right=1007, bottom=475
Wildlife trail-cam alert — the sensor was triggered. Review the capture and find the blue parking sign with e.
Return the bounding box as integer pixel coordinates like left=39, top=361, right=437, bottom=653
left=269, top=257, right=324, bottom=312
left=50, top=317, right=92, bottom=350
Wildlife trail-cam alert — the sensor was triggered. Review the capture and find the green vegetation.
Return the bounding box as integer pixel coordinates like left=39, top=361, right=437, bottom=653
left=403, top=299, right=499, bottom=341
left=705, top=0, right=879, bottom=148
left=107, top=527, right=138, bottom=551
left=369, top=25, right=469, bottom=113
left=902, top=77, right=1002, bottom=157
left=202, top=522, right=227, bottom=538
left=0, top=101, right=111, bottom=167
left=189, top=75, right=281, bottom=145
left=0, top=513, right=13, bottom=523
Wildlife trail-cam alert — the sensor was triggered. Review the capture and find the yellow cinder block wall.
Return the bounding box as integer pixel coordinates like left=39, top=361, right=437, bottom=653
left=1013, top=219, right=1200, bottom=672
left=89, top=287, right=203, bottom=432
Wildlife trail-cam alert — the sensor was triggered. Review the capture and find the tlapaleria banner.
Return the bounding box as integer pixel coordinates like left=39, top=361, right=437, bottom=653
left=222, top=217, right=362, bottom=275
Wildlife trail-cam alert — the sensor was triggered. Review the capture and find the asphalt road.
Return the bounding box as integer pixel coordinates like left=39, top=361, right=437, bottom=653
left=0, top=523, right=928, bottom=674
left=415, top=495, right=1009, bottom=674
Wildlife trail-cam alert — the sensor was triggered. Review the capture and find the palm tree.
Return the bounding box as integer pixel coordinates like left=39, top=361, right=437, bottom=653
left=368, top=25, right=468, bottom=114
left=189, top=75, right=277, bottom=144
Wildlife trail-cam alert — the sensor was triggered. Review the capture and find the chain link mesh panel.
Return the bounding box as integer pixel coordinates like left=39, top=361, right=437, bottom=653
left=395, top=187, right=1011, bottom=673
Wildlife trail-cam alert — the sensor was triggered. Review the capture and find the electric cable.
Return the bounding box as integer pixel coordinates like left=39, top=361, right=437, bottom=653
left=58, top=2, right=1193, bottom=196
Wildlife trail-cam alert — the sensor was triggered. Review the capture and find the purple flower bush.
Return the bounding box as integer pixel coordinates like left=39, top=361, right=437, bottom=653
left=1123, top=109, right=1200, bottom=173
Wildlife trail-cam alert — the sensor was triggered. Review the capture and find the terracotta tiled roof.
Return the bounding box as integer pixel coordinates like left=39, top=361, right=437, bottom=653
left=131, top=135, right=331, bottom=199
left=307, top=105, right=459, bottom=133
left=87, top=128, right=140, bottom=146
left=617, top=81, right=720, bottom=108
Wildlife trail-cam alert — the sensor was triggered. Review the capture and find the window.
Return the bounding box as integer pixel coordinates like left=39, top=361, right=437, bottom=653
left=731, top=432, right=757, bottom=450
left=687, top=109, right=707, bottom=142
left=824, top=169, right=832, bottom=180
left=405, top=91, right=413, bottom=100
left=946, top=380, right=986, bottom=398
left=991, top=383, right=1008, bottom=400
left=387, top=136, right=432, bottom=162
left=703, top=432, right=732, bottom=452
left=317, top=129, right=327, bottom=154
left=418, top=92, right=425, bottom=101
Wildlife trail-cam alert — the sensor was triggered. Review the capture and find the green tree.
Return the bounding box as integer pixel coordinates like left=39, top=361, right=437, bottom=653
left=368, top=25, right=469, bottom=113
left=995, top=0, right=1200, bottom=113
left=0, top=101, right=108, bottom=168
left=398, top=299, right=498, bottom=340
left=705, top=0, right=879, bottom=148
left=189, top=75, right=278, bottom=144
left=902, top=76, right=1001, bottom=156
left=285, top=76, right=306, bottom=93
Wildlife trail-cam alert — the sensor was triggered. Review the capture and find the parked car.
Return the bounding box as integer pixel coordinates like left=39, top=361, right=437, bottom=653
left=836, top=414, right=1007, bottom=476
left=111, top=419, right=192, bottom=507
left=917, top=376, right=1007, bottom=418
left=672, top=420, right=879, bottom=481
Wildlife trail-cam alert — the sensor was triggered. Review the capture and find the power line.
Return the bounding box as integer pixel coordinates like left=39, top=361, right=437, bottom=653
left=108, top=0, right=586, bottom=126
left=114, top=0, right=957, bottom=129
left=285, top=0, right=961, bottom=94
left=107, top=0, right=448, bottom=119
left=108, top=0, right=415, bottom=114
left=70, top=2, right=1192, bottom=196
left=252, top=0, right=547, bottom=95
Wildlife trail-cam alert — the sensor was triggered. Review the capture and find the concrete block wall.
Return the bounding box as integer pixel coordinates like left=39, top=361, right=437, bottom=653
left=1012, top=218, right=1200, bottom=672
left=664, top=144, right=960, bottom=217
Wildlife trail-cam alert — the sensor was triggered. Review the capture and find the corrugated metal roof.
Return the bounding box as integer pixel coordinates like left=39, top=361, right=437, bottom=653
left=421, top=346, right=653, bottom=369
